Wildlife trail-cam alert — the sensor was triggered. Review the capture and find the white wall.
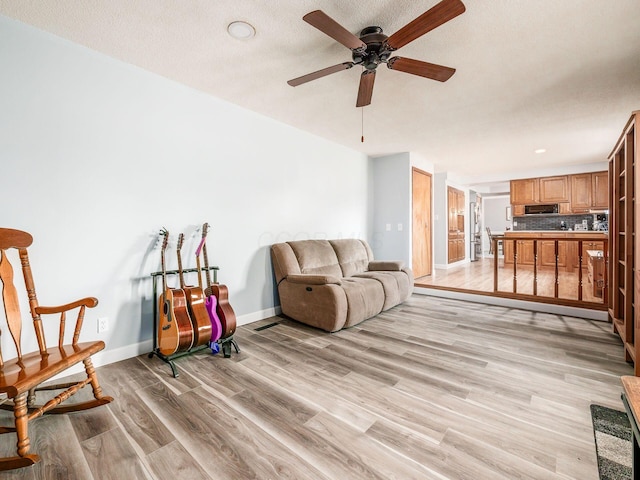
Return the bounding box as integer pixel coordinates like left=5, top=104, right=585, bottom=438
left=370, top=153, right=411, bottom=265
left=482, top=195, right=511, bottom=254
left=0, top=15, right=370, bottom=363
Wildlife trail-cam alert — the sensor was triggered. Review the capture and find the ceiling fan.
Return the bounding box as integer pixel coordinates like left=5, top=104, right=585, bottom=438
left=287, top=0, right=466, bottom=107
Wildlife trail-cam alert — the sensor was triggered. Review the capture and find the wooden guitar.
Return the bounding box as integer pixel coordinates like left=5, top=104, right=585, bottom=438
left=196, top=224, right=222, bottom=343
left=176, top=233, right=212, bottom=348
left=202, top=224, right=237, bottom=339
left=157, top=229, right=194, bottom=356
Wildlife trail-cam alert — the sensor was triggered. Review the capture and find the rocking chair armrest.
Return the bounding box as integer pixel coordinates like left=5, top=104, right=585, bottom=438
left=35, top=297, right=99, bottom=314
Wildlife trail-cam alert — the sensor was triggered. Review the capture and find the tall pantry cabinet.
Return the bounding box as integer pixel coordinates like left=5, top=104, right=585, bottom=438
left=609, top=111, right=639, bottom=373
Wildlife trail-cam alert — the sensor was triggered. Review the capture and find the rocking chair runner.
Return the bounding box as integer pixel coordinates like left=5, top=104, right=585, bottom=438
left=0, top=228, right=112, bottom=471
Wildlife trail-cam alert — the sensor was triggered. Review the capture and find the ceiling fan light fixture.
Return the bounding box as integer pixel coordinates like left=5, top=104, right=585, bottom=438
left=227, top=21, right=256, bottom=40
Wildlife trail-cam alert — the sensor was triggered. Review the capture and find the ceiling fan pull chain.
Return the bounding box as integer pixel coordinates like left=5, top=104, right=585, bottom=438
left=361, top=104, right=364, bottom=143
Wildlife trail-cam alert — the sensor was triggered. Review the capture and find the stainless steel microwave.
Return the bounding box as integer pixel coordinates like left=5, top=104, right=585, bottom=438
left=524, top=204, right=559, bottom=215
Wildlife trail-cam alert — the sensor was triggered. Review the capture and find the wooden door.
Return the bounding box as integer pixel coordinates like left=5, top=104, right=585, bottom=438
left=412, top=168, right=432, bottom=278
left=447, top=186, right=465, bottom=263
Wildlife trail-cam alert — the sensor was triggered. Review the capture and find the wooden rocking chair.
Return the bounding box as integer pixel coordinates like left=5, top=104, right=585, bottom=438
left=0, top=228, right=113, bottom=471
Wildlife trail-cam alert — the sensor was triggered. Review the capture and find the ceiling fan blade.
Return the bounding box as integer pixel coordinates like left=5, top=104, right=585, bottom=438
left=385, top=0, right=466, bottom=50
left=356, top=70, right=376, bottom=107
left=303, top=10, right=366, bottom=51
left=288, top=62, right=355, bottom=87
left=387, top=57, right=455, bottom=82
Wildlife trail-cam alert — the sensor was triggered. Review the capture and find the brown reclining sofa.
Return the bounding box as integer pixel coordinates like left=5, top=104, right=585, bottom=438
left=271, top=239, right=413, bottom=332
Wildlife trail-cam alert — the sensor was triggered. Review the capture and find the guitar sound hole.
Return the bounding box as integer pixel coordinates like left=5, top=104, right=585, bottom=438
left=163, top=300, right=171, bottom=320
left=306, top=287, right=313, bottom=292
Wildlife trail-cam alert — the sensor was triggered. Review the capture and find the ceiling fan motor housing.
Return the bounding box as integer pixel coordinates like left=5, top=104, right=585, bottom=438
left=353, top=26, right=390, bottom=70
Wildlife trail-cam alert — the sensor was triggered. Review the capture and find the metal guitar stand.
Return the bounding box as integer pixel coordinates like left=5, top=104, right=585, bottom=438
left=149, top=266, right=232, bottom=378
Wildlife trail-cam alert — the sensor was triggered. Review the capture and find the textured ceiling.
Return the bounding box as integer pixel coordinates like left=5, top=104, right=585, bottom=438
left=1, top=0, right=639, bottom=180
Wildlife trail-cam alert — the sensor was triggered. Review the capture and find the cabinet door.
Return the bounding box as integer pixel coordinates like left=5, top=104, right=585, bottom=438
left=570, top=174, right=592, bottom=212
left=520, top=240, right=535, bottom=265
left=539, top=240, right=567, bottom=267
left=559, top=202, right=571, bottom=214
left=447, top=239, right=456, bottom=263
left=592, top=171, right=609, bottom=209
left=539, top=176, right=569, bottom=202
left=503, top=239, right=514, bottom=264
left=510, top=178, right=539, bottom=204
left=513, top=205, right=525, bottom=216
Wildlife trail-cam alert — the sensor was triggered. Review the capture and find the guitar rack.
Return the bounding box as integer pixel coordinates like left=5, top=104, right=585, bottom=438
left=148, top=266, right=240, bottom=378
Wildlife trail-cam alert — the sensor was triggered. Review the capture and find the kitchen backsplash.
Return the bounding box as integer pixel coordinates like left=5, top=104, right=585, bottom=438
left=513, top=214, right=595, bottom=231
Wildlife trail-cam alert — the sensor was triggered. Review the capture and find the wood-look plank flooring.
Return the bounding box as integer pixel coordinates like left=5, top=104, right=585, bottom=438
left=416, top=257, right=605, bottom=304
left=0, top=294, right=631, bottom=479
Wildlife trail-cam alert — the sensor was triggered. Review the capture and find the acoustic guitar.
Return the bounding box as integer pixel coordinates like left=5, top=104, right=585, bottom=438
left=196, top=224, right=222, bottom=343
left=176, top=233, right=212, bottom=348
left=157, top=229, right=194, bottom=356
left=201, top=224, right=237, bottom=339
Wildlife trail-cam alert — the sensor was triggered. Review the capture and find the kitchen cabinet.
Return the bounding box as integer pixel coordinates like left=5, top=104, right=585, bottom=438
left=510, top=178, right=538, bottom=205
left=510, top=172, right=608, bottom=212
left=539, top=176, right=569, bottom=203
left=570, top=171, right=609, bottom=213
left=592, top=171, right=609, bottom=209
left=540, top=240, right=567, bottom=267
left=503, top=232, right=607, bottom=270
left=503, top=234, right=535, bottom=265
left=447, top=186, right=465, bottom=263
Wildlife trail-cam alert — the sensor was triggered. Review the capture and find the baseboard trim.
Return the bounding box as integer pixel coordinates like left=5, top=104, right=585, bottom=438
left=237, top=306, right=282, bottom=326
left=52, top=306, right=283, bottom=380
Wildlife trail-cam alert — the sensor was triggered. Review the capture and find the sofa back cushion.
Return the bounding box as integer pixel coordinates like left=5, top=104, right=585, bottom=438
left=330, top=239, right=373, bottom=277
left=288, top=240, right=343, bottom=277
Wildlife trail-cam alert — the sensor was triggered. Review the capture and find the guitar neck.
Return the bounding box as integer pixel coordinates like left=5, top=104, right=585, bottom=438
left=202, top=242, right=213, bottom=288
left=196, top=255, right=204, bottom=290
left=160, top=230, right=169, bottom=293
left=177, top=234, right=186, bottom=288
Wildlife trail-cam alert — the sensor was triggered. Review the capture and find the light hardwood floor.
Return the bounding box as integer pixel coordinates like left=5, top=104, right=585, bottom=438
left=0, top=294, right=631, bottom=479
left=416, top=257, right=605, bottom=305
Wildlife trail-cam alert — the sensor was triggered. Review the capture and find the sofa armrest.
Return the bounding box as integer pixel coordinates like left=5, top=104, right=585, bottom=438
left=286, top=274, right=342, bottom=285
left=368, top=260, right=405, bottom=271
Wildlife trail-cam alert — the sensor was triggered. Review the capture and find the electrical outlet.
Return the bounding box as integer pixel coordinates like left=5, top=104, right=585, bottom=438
left=97, top=317, right=109, bottom=333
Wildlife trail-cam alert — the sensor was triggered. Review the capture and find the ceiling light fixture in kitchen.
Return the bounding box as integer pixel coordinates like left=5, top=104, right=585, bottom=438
left=534, top=148, right=547, bottom=154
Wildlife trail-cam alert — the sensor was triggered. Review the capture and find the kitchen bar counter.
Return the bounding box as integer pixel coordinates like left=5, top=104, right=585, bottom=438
left=501, top=231, right=607, bottom=271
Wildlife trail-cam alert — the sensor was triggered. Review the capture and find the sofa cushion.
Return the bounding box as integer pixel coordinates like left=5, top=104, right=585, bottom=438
left=339, top=277, right=384, bottom=327
left=329, top=239, right=373, bottom=277
left=353, top=270, right=413, bottom=310
left=288, top=240, right=343, bottom=278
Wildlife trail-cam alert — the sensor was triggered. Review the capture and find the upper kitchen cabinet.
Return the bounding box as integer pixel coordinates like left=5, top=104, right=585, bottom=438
left=539, top=176, right=569, bottom=202
left=510, top=178, right=539, bottom=204
left=592, top=171, right=609, bottom=209
left=511, top=172, right=608, bottom=211
left=570, top=172, right=609, bottom=212
left=511, top=176, right=569, bottom=204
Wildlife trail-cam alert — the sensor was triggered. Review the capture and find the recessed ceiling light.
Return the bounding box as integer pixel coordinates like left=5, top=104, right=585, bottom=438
left=227, top=21, right=256, bottom=40
left=534, top=148, right=547, bottom=154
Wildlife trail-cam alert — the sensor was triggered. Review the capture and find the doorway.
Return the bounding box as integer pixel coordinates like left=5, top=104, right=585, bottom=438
left=412, top=168, right=433, bottom=278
